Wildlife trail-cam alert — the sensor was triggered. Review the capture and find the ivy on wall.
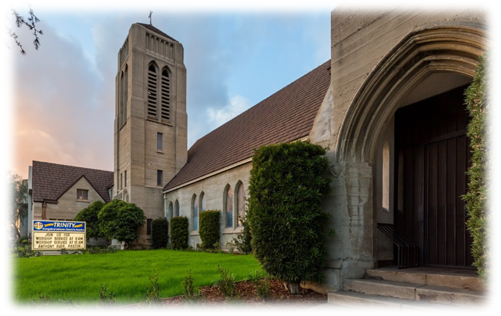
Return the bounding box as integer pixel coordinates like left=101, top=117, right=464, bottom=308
left=463, top=54, right=489, bottom=280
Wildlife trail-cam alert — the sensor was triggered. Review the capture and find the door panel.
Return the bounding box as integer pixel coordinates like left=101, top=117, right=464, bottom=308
left=395, top=85, right=473, bottom=268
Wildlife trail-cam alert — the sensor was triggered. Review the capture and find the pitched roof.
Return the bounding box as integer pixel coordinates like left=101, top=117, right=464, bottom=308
left=136, top=23, right=178, bottom=42
left=164, top=60, right=331, bottom=191
left=31, top=161, right=114, bottom=203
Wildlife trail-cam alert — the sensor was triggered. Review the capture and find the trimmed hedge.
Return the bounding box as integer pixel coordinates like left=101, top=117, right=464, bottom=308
left=152, top=217, right=169, bottom=249
left=74, top=200, right=105, bottom=240
left=98, top=199, right=127, bottom=242
left=463, top=54, right=489, bottom=280
left=248, top=141, right=331, bottom=294
left=199, top=210, right=220, bottom=249
left=113, top=203, right=146, bottom=249
left=171, top=217, right=189, bottom=250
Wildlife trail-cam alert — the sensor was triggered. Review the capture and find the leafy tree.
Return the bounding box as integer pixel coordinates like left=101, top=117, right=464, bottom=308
left=98, top=199, right=126, bottom=243
left=113, top=203, right=146, bottom=249
left=151, top=217, right=169, bottom=249
left=248, top=141, right=331, bottom=294
left=11, top=174, right=28, bottom=239
left=74, top=201, right=105, bottom=240
left=463, top=54, right=489, bottom=280
left=10, top=8, right=43, bottom=54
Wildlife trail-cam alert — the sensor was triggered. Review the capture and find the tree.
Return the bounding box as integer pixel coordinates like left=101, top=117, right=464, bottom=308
left=113, top=203, right=146, bottom=249
left=248, top=141, right=331, bottom=294
left=11, top=174, right=28, bottom=239
left=74, top=201, right=105, bottom=240
left=98, top=199, right=126, bottom=243
left=10, top=8, right=43, bottom=54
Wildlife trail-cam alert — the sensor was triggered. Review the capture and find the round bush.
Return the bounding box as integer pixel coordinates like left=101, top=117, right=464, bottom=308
left=74, top=200, right=105, bottom=240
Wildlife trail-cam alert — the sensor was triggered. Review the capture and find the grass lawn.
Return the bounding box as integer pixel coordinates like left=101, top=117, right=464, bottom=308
left=14, top=249, right=262, bottom=304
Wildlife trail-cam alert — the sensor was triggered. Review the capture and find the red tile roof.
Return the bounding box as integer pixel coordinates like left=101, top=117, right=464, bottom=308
left=32, top=161, right=114, bottom=203
left=164, top=60, right=331, bottom=191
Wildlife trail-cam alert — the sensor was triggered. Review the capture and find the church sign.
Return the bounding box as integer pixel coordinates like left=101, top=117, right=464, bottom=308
left=32, top=220, right=86, bottom=251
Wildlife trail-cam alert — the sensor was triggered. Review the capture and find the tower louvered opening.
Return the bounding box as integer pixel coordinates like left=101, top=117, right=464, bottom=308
left=147, top=64, right=158, bottom=118
left=161, top=69, right=170, bottom=120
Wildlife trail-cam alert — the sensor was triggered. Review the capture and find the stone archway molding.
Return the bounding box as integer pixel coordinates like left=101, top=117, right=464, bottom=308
left=335, top=24, right=487, bottom=164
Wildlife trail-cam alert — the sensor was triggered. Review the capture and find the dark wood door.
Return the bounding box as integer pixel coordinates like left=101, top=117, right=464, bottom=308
left=394, top=85, right=474, bottom=268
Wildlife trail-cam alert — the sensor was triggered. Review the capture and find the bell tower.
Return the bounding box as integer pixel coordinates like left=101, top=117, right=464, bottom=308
left=113, top=23, right=187, bottom=246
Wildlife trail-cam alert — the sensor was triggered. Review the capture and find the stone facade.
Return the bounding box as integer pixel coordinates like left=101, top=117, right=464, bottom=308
left=113, top=23, right=187, bottom=247
left=307, top=8, right=487, bottom=292
left=164, top=161, right=251, bottom=249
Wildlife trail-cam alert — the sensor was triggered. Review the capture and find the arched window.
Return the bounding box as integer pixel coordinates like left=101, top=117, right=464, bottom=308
left=225, top=185, right=233, bottom=228
left=236, top=182, right=245, bottom=226
left=382, top=141, right=390, bottom=212
left=122, top=64, right=128, bottom=127
left=147, top=63, right=158, bottom=118
left=169, top=202, right=174, bottom=219
left=175, top=200, right=180, bottom=217
left=192, top=194, right=199, bottom=231
left=200, top=192, right=206, bottom=213
left=160, top=68, right=170, bottom=120
left=119, top=70, right=124, bottom=127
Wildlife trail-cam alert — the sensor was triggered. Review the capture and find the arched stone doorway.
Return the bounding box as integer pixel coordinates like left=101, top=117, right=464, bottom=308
left=334, top=26, right=487, bottom=269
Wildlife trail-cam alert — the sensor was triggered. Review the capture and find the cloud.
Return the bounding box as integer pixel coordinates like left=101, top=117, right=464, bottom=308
left=207, top=94, right=252, bottom=128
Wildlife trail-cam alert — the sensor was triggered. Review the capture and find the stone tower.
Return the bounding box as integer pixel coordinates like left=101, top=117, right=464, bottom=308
left=113, top=23, right=187, bottom=246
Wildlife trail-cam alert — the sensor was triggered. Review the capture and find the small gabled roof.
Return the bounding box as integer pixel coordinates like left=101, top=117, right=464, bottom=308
left=136, top=23, right=178, bottom=42
left=164, top=60, right=331, bottom=191
left=31, top=161, right=114, bottom=203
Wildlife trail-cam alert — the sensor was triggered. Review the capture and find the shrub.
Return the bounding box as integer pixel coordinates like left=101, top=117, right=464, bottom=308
left=143, top=269, right=162, bottom=304
left=99, top=284, right=115, bottom=305
left=98, top=199, right=126, bottom=242
left=182, top=270, right=200, bottom=302
left=199, top=210, right=220, bottom=249
left=232, top=213, right=252, bottom=254
left=151, top=217, right=169, bottom=249
left=74, top=200, right=105, bottom=240
left=248, top=141, right=331, bottom=294
left=463, top=54, right=489, bottom=280
left=170, top=217, right=189, bottom=250
left=113, top=203, right=146, bottom=249
left=214, top=266, right=236, bottom=298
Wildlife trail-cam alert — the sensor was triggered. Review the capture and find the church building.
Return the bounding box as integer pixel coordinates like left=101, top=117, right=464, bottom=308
left=26, top=8, right=487, bottom=294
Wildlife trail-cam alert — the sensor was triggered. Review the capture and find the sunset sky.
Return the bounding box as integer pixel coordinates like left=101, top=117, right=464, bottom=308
left=3, top=0, right=500, bottom=182
left=4, top=2, right=336, bottom=180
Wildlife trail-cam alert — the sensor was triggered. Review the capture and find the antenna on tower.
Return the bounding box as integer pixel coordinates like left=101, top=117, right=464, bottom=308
left=148, top=11, right=153, bottom=25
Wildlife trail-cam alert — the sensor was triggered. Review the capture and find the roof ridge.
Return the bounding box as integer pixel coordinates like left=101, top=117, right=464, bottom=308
left=33, top=160, right=113, bottom=173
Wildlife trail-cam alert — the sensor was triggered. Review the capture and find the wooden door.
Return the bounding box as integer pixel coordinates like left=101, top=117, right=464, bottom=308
left=394, top=85, right=474, bottom=268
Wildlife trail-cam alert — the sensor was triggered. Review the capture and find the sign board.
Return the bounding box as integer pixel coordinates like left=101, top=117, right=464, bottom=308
left=32, top=220, right=86, bottom=251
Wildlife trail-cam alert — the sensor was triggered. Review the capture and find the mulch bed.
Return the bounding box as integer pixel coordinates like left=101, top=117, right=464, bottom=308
left=160, top=279, right=327, bottom=306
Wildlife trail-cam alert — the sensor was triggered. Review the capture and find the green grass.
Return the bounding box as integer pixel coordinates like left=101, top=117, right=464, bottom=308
left=14, top=249, right=262, bottom=304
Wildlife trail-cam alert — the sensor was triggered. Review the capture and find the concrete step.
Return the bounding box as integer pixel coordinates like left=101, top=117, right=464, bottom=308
left=416, top=284, right=487, bottom=305
left=366, top=267, right=484, bottom=291
left=344, top=278, right=422, bottom=300
left=343, top=278, right=487, bottom=305
left=328, top=291, right=453, bottom=310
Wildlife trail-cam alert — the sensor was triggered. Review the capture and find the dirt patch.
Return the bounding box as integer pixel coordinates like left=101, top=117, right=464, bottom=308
left=161, top=279, right=327, bottom=306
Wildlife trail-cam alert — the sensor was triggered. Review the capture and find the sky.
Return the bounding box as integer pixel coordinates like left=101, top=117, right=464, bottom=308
left=3, top=2, right=332, bottom=180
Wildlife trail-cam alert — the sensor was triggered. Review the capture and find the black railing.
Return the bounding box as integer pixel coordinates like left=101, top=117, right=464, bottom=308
left=377, top=223, right=419, bottom=269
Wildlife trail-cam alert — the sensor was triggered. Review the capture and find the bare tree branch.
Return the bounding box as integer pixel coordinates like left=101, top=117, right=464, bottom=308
left=10, top=8, right=43, bottom=54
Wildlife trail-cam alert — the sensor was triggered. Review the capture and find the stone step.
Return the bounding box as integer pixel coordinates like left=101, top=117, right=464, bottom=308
left=415, top=284, right=487, bottom=305
left=344, top=278, right=422, bottom=300
left=328, top=291, right=453, bottom=310
left=365, top=267, right=484, bottom=291
left=343, top=278, right=487, bottom=305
